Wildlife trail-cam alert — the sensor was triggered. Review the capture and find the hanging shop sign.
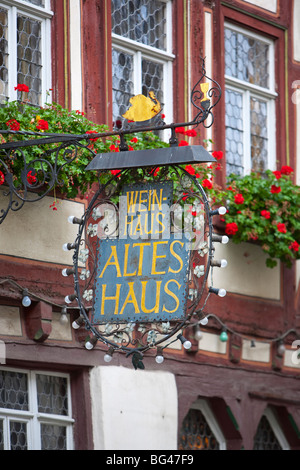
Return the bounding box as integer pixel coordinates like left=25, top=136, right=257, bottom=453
left=92, top=182, right=190, bottom=324
left=61, top=59, right=227, bottom=368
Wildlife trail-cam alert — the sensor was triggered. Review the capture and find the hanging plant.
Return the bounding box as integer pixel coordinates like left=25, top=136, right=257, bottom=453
left=215, top=167, right=300, bottom=268
left=0, top=88, right=220, bottom=201
left=1, top=87, right=299, bottom=269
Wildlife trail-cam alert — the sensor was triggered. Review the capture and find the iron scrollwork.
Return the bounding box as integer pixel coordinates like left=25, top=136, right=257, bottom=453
left=0, top=60, right=224, bottom=367
left=0, top=58, right=221, bottom=224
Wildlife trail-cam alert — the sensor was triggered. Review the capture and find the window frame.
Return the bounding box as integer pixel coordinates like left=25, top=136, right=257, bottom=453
left=224, top=22, right=278, bottom=176
left=0, top=0, right=52, bottom=105
left=180, top=399, right=227, bottom=450
left=0, top=367, right=74, bottom=450
left=111, top=0, right=175, bottom=125
left=262, top=407, right=290, bottom=450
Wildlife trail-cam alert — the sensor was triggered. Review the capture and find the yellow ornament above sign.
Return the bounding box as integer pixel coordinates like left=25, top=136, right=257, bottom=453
left=122, top=91, right=161, bottom=122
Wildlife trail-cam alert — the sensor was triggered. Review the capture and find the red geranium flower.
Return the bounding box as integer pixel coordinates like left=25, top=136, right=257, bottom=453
left=281, top=165, right=293, bottom=175
left=277, top=223, right=287, bottom=234
left=261, top=210, right=271, bottom=219
left=185, top=129, right=197, bottom=137
left=202, top=179, right=213, bottom=189
left=36, top=119, right=49, bottom=131
left=273, top=170, right=281, bottom=180
left=289, top=241, right=299, bottom=252
left=175, top=127, right=186, bottom=134
left=225, top=222, right=239, bottom=236
left=110, top=169, right=121, bottom=178
left=271, top=185, right=281, bottom=194
left=179, top=140, right=189, bottom=146
left=109, top=144, right=120, bottom=152
left=86, top=130, right=99, bottom=141
left=234, top=193, right=244, bottom=204
left=27, top=171, right=37, bottom=185
left=185, top=165, right=195, bottom=175
left=130, top=137, right=138, bottom=143
left=14, top=84, right=29, bottom=92
left=6, top=119, right=20, bottom=131
left=0, top=171, right=5, bottom=185
left=212, top=150, right=223, bottom=160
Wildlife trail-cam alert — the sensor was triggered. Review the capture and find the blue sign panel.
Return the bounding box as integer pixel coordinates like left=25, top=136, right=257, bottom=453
left=92, top=234, right=190, bottom=324
left=92, top=182, right=190, bottom=324
left=119, top=181, right=173, bottom=240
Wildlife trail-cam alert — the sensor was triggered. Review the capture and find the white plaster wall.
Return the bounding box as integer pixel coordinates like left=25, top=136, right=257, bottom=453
left=242, top=0, right=277, bottom=12
left=198, top=331, right=227, bottom=355
left=294, top=0, right=300, bottom=62
left=48, top=312, right=72, bottom=341
left=284, top=349, right=300, bottom=370
left=69, top=0, right=83, bottom=111
left=0, top=305, right=22, bottom=336
left=90, top=366, right=178, bottom=450
left=0, top=192, right=84, bottom=265
left=241, top=339, right=270, bottom=363
left=211, top=241, right=281, bottom=300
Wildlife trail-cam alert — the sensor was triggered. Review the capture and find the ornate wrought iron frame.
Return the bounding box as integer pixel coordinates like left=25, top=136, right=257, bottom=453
left=0, top=58, right=223, bottom=368
left=0, top=58, right=221, bottom=224
left=69, top=164, right=218, bottom=365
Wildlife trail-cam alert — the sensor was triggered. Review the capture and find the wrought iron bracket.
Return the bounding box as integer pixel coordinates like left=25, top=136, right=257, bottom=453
left=0, top=58, right=221, bottom=225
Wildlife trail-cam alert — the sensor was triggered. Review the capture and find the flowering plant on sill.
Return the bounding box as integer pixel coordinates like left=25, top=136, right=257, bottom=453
left=216, top=167, right=300, bottom=268
left=0, top=89, right=220, bottom=201
left=2, top=88, right=298, bottom=269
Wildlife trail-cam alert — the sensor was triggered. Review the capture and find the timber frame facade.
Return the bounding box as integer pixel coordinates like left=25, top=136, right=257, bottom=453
left=0, top=0, right=299, bottom=450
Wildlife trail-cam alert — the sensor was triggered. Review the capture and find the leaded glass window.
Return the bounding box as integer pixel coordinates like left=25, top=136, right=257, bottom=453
left=225, top=89, right=244, bottom=175
left=24, top=0, right=45, bottom=6
left=253, top=415, right=282, bottom=450
left=37, top=374, right=68, bottom=416
left=112, top=0, right=166, bottom=50
left=178, top=400, right=226, bottom=450
left=17, top=15, right=42, bottom=105
left=225, top=28, right=270, bottom=88
left=0, top=369, right=73, bottom=450
left=0, top=1, right=52, bottom=105
left=0, top=7, right=8, bottom=102
left=112, top=48, right=134, bottom=124
left=179, top=408, right=220, bottom=450
left=224, top=24, right=276, bottom=176
left=253, top=409, right=290, bottom=450
left=111, top=0, right=174, bottom=127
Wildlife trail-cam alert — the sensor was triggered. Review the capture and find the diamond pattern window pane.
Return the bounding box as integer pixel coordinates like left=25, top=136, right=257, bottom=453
left=0, top=370, right=29, bottom=411
left=41, top=423, right=67, bottom=450
left=0, top=8, right=8, bottom=103
left=17, top=15, right=42, bottom=106
left=24, top=0, right=45, bottom=6
left=251, top=97, right=268, bottom=172
left=112, top=0, right=166, bottom=50
left=225, top=27, right=270, bottom=89
left=253, top=415, right=282, bottom=450
left=37, top=374, right=68, bottom=416
left=142, top=58, right=164, bottom=105
left=10, top=421, right=28, bottom=450
left=178, top=408, right=220, bottom=450
left=112, top=48, right=134, bottom=124
left=225, top=89, right=244, bottom=175
left=0, top=420, right=4, bottom=450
